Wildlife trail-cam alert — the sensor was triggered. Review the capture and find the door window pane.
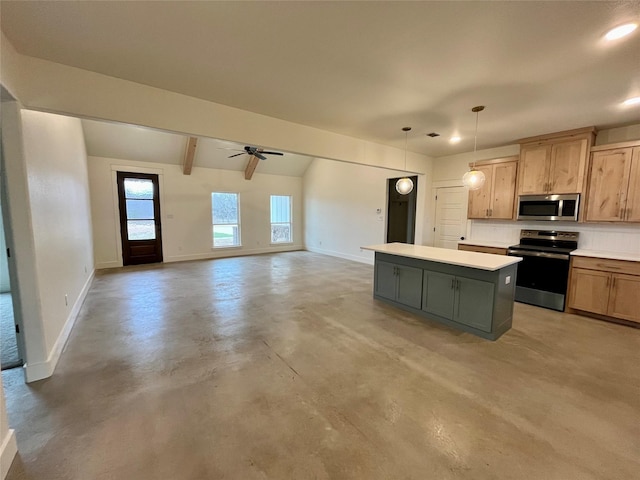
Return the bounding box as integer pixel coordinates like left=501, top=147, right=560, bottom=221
left=270, top=195, right=292, bottom=243
left=127, top=220, right=156, bottom=240
left=124, top=178, right=154, bottom=199
left=212, top=193, right=240, bottom=247
left=126, top=199, right=154, bottom=220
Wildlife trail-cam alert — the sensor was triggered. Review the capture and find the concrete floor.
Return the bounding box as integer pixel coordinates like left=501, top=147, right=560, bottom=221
left=3, top=252, right=639, bottom=479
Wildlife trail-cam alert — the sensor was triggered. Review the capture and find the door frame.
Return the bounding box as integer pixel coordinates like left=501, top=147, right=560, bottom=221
left=111, top=165, right=165, bottom=266
left=386, top=175, right=418, bottom=244
left=0, top=116, right=26, bottom=368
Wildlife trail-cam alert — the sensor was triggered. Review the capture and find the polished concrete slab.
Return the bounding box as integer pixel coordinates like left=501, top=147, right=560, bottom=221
left=3, top=252, right=640, bottom=479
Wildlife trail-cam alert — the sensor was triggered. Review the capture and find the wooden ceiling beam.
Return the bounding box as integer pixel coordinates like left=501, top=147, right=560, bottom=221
left=244, top=155, right=260, bottom=180
left=183, top=136, right=198, bottom=175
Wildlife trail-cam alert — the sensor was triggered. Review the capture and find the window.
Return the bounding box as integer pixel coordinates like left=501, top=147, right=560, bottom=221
left=212, top=192, right=240, bottom=247
left=270, top=195, right=292, bottom=243
left=123, top=177, right=156, bottom=240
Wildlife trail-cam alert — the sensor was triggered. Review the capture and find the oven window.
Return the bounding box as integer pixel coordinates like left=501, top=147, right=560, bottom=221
left=514, top=255, right=570, bottom=294
left=519, top=201, right=559, bottom=217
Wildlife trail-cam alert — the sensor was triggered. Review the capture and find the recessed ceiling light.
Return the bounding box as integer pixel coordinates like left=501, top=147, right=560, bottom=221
left=623, top=96, right=640, bottom=106
left=449, top=136, right=461, bottom=144
left=605, top=23, right=637, bottom=41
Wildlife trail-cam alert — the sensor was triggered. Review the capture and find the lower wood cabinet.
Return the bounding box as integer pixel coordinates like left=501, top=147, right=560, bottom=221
left=568, top=256, right=640, bottom=324
left=423, top=272, right=494, bottom=332
left=374, top=261, right=423, bottom=309
left=458, top=244, right=507, bottom=255
left=373, top=252, right=517, bottom=340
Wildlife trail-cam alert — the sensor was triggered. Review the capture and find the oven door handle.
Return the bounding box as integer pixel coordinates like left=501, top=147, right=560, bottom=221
left=508, top=249, right=570, bottom=260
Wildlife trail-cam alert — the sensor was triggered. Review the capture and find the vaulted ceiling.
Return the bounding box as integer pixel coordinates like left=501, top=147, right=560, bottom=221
left=2, top=1, right=639, bottom=157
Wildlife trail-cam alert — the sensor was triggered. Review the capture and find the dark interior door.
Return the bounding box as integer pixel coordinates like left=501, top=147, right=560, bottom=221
left=117, top=172, right=163, bottom=266
left=386, top=176, right=417, bottom=243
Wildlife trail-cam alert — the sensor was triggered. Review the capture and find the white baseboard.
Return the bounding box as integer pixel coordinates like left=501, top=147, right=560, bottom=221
left=24, top=270, right=95, bottom=383
left=164, top=245, right=304, bottom=263
left=0, top=428, right=17, bottom=480
left=95, top=260, right=121, bottom=269
left=304, top=246, right=374, bottom=265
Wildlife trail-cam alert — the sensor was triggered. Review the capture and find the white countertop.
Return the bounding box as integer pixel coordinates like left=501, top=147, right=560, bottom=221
left=571, top=249, right=640, bottom=262
left=458, top=240, right=514, bottom=249
left=362, top=243, right=522, bottom=271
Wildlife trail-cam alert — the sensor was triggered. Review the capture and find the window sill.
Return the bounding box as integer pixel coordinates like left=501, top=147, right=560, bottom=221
left=211, top=245, right=243, bottom=250
left=270, top=242, right=294, bottom=246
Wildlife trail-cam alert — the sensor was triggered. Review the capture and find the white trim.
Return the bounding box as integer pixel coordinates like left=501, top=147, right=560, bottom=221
left=432, top=179, right=464, bottom=188
left=24, top=270, right=95, bottom=382
left=305, top=246, right=373, bottom=265
left=165, top=245, right=304, bottom=263
left=0, top=428, right=17, bottom=480
left=95, top=260, right=122, bottom=270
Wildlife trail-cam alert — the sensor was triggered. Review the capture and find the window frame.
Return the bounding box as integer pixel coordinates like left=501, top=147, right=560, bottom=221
left=270, top=194, right=293, bottom=245
left=211, top=191, right=242, bottom=249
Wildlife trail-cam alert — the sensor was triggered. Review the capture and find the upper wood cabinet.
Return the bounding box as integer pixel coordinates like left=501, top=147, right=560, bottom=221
left=517, top=127, right=595, bottom=195
left=585, top=143, right=640, bottom=223
left=467, top=157, right=518, bottom=220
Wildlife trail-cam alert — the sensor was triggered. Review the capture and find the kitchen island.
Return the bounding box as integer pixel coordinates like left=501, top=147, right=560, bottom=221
left=362, top=243, right=522, bottom=340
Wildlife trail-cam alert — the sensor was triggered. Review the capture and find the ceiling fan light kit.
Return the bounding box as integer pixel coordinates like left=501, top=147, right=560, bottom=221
left=462, top=105, right=486, bottom=191
left=395, top=127, right=414, bottom=195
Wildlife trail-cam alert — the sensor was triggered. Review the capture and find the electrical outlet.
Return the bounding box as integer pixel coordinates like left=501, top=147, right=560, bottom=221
left=505, top=276, right=511, bottom=285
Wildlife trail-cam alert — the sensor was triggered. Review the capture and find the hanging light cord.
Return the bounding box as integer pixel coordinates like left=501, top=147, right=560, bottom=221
left=472, top=109, right=479, bottom=169
left=404, top=129, right=408, bottom=170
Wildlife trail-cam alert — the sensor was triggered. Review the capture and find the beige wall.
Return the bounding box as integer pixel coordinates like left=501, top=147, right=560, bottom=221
left=0, top=378, right=17, bottom=479
left=303, top=157, right=434, bottom=264
left=87, top=156, right=304, bottom=268
left=1, top=106, right=94, bottom=381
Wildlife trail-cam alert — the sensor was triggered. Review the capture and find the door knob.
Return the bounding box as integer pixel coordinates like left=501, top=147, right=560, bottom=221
left=460, top=236, right=465, bottom=240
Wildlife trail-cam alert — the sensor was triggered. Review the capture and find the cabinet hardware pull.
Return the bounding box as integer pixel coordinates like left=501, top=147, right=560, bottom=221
left=612, top=277, right=616, bottom=289
left=620, top=208, right=624, bottom=219
left=455, top=280, right=460, bottom=291
left=451, top=278, right=454, bottom=289
left=606, top=277, right=610, bottom=287
left=489, top=209, right=492, bottom=217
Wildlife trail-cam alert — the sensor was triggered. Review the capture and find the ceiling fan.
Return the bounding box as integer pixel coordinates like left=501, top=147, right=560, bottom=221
left=228, top=146, right=284, bottom=161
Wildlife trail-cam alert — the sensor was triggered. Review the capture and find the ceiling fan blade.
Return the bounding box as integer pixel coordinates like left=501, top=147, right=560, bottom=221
left=254, top=152, right=267, bottom=161
left=261, top=151, right=284, bottom=156
left=228, top=152, right=245, bottom=158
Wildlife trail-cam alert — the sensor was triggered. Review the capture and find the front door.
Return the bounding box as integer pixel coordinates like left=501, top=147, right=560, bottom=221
left=116, top=172, right=163, bottom=266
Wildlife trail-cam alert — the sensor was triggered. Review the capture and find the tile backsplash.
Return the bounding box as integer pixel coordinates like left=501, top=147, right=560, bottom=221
left=469, top=220, right=640, bottom=254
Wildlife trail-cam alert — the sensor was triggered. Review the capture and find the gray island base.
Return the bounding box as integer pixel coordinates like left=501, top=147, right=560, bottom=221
left=362, top=243, right=522, bottom=341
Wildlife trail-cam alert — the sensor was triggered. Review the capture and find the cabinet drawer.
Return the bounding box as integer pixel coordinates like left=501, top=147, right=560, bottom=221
left=458, top=245, right=507, bottom=255
left=571, top=256, right=640, bottom=276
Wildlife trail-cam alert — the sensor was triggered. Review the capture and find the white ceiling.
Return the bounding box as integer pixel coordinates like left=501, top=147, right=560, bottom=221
left=81, top=119, right=313, bottom=177
left=3, top=2, right=640, bottom=157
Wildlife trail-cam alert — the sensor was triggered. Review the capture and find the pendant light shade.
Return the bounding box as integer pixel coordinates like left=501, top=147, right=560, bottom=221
left=395, top=127, right=414, bottom=195
left=462, top=106, right=486, bottom=191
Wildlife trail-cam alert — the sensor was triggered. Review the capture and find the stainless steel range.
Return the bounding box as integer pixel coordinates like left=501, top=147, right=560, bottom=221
left=507, top=230, right=579, bottom=311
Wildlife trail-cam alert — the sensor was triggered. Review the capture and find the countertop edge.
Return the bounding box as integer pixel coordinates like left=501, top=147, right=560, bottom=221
left=570, top=249, right=640, bottom=262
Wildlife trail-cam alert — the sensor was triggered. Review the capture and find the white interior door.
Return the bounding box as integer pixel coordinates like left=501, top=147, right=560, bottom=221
left=433, top=186, right=468, bottom=249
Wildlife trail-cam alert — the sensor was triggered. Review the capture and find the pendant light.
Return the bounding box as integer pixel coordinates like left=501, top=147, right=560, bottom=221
left=462, top=106, right=486, bottom=190
left=395, top=127, right=414, bottom=195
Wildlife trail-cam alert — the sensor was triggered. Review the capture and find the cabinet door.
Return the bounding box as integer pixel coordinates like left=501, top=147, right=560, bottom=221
left=374, top=261, right=397, bottom=301
left=423, top=271, right=455, bottom=319
left=467, top=165, right=492, bottom=219
left=549, top=139, right=588, bottom=194
left=585, top=148, right=632, bottom=222
left=396, top=265, right=423, bottom=309
left=490, top=161, right=517, bottom=219
left=453, top=277, right=494, bottom=332
left=567, top=268, right=610, bottom=314
left=608, top=274, right=640, bottom=323
left=519, top=145, right=551, bottom=194
left=624, top=148, right=640, bottom=222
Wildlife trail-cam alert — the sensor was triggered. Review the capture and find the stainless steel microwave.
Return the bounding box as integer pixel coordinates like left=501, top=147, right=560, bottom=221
left=517, top=194, right=580, bottom=221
